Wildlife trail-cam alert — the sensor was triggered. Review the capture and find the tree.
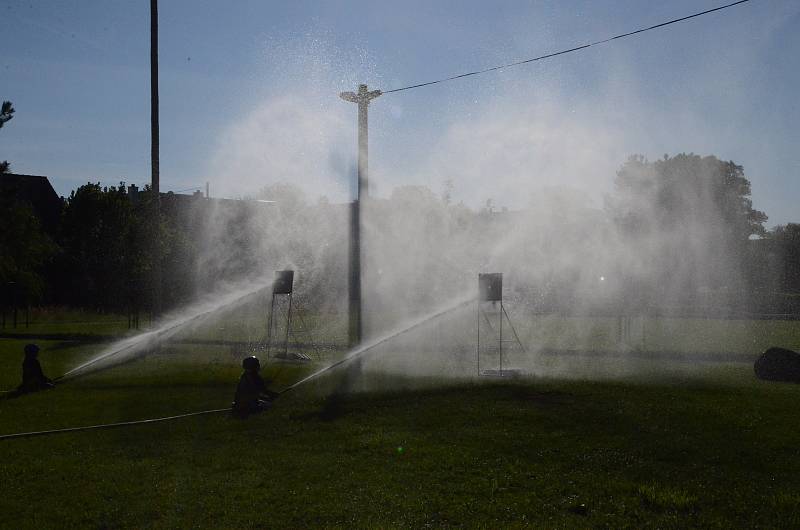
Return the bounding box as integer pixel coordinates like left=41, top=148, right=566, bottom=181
left=610, top=153, right=767, bottom=240
left=772, top=223, right=800, bottom=242
left=770, top=224, right=800, bottom=294
left=53, top=183, right=203, bottom=313
left=1, top=100, right=14, bottom=173
left=606, top=153, right=768, bottom=303
left=0, top=101, right=13, bottom=128
left=441, top=178, right=454, bottom=205
left=58, top=183, right=135, bottom=309
left=0, top=196, right=57, bottom=308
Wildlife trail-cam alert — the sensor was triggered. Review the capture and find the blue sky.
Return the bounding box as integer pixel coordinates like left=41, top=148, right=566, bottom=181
left=2, top=0, right=798, bottom=225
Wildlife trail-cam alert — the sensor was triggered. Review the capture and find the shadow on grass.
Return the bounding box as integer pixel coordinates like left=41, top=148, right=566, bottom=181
left=506, top=386, right=574, bottom=405
left=318, top=392, right=350, bottom=422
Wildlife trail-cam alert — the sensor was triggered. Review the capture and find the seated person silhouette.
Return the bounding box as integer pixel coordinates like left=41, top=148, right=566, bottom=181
left=232, top=356, right=278, bottom=417
left=18, top=344, right=55, bottom=393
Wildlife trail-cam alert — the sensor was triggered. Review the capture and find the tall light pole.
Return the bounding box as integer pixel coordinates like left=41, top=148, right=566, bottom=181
left=150, top=0, right=161, bottom=318
left=340, top=84, right=381, bottom=347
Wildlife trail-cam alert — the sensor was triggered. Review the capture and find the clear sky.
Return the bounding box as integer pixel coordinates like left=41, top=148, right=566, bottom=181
left=2, top=0, right=798, bottom=225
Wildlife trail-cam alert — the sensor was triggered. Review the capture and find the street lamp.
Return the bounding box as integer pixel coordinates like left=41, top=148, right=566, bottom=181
left=340, top=84, right=381, bottom=346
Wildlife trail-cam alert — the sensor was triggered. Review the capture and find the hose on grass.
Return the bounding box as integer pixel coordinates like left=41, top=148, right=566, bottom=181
left=1, top=298, right=474, bottom=440
left=0, top=408, right=230, bottom=441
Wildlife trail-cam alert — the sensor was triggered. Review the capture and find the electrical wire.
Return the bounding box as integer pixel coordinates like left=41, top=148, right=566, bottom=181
left=383, top=0, right=752, bottom=94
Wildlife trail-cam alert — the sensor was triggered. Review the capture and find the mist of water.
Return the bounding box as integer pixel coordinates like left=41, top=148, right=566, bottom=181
left=281, top=296, right=475, bottom=395
left=60, top=279, right=273, bottom=380
left=72, top=30, right=775, bottom=388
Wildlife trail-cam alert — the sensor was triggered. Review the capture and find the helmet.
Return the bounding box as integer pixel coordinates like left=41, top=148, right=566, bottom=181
left=24, top=343, right=40, bottom=356
left=242, top=356, right=260, bottom=371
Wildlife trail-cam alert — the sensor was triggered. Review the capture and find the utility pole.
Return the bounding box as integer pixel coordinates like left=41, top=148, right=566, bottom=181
left=339, top=84, right=381, bottom=347
left=150, top=0, right=161, bottom=318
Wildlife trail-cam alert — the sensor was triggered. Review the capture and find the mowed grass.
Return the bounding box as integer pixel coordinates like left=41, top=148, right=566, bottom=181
left=521, top=314, right=800, bottom=356
left=2, top=334, right=800, bottom=528
left=0, top=308, right=132, bottom=337
left=7, top=305, right=800, bottom=356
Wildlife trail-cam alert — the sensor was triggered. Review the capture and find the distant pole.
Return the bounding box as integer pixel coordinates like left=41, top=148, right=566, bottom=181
left=150, top=0, right=161, bottom=317
left=339, top=84, right=381, bottom=347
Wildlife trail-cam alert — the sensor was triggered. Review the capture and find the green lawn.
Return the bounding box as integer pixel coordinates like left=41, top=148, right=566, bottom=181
left=518, top=314, right=800, bottom=356
left=0, top=307, right=133, bottom=337
left=2, top=329, right=800, bottom=528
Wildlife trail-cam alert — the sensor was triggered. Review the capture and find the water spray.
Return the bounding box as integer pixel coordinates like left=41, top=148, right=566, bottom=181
left=278, top=297, right=474, bottom=395
left=0, top=296, right=475, bottom=441
left=56, top=280, right=273, bottom=382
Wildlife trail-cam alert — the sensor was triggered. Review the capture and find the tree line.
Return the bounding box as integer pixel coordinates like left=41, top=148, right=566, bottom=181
left=1, top=151, right=799, bottom=316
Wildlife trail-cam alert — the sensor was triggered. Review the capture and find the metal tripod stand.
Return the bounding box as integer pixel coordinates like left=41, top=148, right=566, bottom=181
left=266, top=270, right=313, bottom=362
left=476, top=273, right=526, bottom=377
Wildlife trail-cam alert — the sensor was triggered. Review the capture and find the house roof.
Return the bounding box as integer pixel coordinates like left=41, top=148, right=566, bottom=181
left=0, top=173, right=62, bottom=232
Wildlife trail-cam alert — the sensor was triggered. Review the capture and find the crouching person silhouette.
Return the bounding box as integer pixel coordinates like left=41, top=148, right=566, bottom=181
left=232, top=356, right=278, bottom=418
left=18, top=344, right=55, bottom=393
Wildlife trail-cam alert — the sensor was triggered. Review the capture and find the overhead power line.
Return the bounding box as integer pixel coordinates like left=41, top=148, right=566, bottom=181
left=383, top=0, right=752, bottom=94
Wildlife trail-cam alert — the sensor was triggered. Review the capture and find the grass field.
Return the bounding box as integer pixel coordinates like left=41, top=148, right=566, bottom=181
left=6, top=305, right=800, bottom=355
left=2, top=312, right=800, bottom=528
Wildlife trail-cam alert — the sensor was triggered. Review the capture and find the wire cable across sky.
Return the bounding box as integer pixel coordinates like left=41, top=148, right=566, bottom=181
left=383, top=0, right=753, bottom=94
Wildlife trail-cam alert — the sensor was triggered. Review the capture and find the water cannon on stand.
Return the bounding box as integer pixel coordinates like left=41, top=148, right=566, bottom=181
left=477, top=273, right=526, bottom=377
left=479, top=273, right=503, bottom=303
left=272, top=270, right=294, bottom=296
left=265, top=270, right=318, bottom=362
